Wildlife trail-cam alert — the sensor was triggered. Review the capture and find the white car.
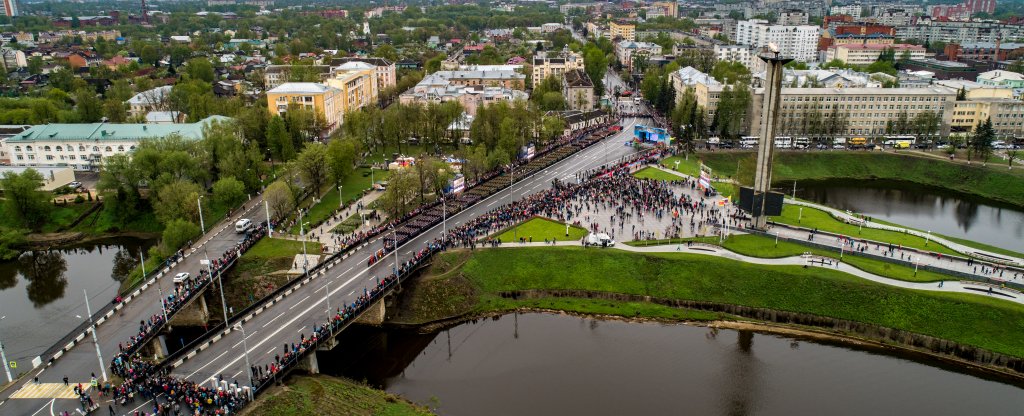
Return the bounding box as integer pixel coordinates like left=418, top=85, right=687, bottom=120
left=173, top=272, right=191, bottom=284
left=235, top=218, right=253, bottom=233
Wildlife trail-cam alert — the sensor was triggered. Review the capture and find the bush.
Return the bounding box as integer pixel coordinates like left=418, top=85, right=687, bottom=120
left=160, top=218, right=201, bottom=257
left=74, top=195, right=85, bottom=204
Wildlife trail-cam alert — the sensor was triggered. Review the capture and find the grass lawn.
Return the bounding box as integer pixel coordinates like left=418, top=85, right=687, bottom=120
left=624, top=236, right=720, bottom=247
left=245, top=374, right=432, bottom=416
left=331, top=213, right=364, bottom=235
left=495, top=217, right=588, bottom=243
left=427, top=247, right=1024, bottom=358
left=721, top=234, right=950, bottom=283
left=245, top=237, right=322, bottom=259
left=41, top=202, right=97, bottom=233
left=288, top=168, right=389, bottom=234
left=770, top=204, right=960, bottom=256
left=712, top=181, right=736, bottom=199
left=659, top=155, right=702, bottom=177
left=633, top=166, right=684, bottom=181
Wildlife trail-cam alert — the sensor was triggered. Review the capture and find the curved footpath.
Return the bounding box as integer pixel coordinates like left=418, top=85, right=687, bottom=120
left=488, top=241, right=1024, bottom=305
left=649, top=164, right=1024, bottom=267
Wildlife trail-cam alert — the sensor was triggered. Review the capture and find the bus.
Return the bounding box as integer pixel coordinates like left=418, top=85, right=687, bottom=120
left=740, top=136, right=759, bottom=148
left=850, top=137, right=868, bottom=148
left=794, top=137, right=810, bottom=149
left=774, top=136, right=793, bottom=149
left=883, top=135, right=916, bottom=149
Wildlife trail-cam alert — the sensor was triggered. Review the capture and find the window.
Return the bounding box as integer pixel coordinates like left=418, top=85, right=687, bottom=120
left=56, top=146, right=63, bottom=152
left=104, top=146, right=112, bottom=152
left=13, top=146, right=20, bottom=152
left=93, top=146, right=100, bottom=152
left=69, top=155, right=76, bottom=160
left=26, top=146, right=33, bottom=151
left=79, top=145, right=86, bottom=152
left=44, top=146, right=51, bottom=151
left=117, top=145, right=124, bottom=152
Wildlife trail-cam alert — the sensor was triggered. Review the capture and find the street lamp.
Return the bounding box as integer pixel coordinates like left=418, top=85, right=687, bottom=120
left=204, top=249, right=230, bottom=328
left=300, top=215, right=310, bottom=276
left=0, top=316, right=11, bottom=383
left=338, top=185, right=344, bottom=209
left=80, top=290, right=108, bottom=382
left=198, top=195, right=206, bottom=235
left=233, top=323, right=255, bottom=399
left=441, top=195, right=447, bottom=243
left=141, top=250, right=168, bottom=323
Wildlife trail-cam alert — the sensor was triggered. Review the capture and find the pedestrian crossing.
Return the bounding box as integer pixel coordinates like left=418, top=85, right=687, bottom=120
left=8, top=383, right=86, bottom=399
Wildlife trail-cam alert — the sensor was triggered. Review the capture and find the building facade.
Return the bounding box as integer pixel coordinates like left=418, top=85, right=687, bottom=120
left=266, top=83, right=343, bottom=135
left=325, top=62, right=378, bottom=115
left=563, top=69, right=595, bottom=111
left=532, top=50, right=585, bottom=87
left=2, top=116, right=230, bottom=170
left=610, top=22, right=636, bottom=42
left=825, top=43, right=926, bottom=65
left=735, top=19, right=820, bottom=62
left=330, top=57, right=397, bottom=94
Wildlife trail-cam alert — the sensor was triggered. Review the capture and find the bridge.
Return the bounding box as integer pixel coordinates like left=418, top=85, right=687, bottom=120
left=0, top=112, right=649, bottom=415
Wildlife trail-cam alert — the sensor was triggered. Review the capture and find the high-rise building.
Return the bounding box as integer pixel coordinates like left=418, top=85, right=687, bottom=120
left=735, top=20, right=820, bottom=62
left=2, top=0, right=18, bottom=17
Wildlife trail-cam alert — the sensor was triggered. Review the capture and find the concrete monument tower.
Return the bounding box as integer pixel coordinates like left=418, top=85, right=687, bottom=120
left=752, top=44, right=792, bottom=229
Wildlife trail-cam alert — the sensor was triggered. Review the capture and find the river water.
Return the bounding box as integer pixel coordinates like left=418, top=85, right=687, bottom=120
left=0, top=238, right=155, bottom=368
left=794, top=180, right=1024, bottom=251
left=321, top=313, right=1024, bottom=416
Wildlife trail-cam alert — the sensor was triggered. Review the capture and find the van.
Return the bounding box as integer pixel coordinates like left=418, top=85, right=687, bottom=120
left=235, top=218, right=253, bottom=233
left=585, top=232, right=615, bottom=247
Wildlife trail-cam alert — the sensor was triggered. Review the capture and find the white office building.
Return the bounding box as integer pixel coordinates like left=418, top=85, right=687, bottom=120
left=735, top=20, right=821, bottom=62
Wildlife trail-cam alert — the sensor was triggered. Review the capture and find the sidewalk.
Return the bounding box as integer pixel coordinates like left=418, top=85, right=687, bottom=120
left=277, top=189, right=387, bottom=255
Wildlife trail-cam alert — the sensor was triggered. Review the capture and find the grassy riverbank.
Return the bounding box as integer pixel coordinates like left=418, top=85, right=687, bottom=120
left=697, top=152, right=1024, bottom=207
left=495, top=217, right=587, bottom=243
left=401, top=247, right=1024, bottom=358
left=222, top=238, right=323, bottom=312
left=242, top=374, right=432, bottom=416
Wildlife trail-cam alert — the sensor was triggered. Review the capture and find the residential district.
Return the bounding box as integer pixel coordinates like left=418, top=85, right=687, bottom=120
left=0, top=0, right=1023, bottom=414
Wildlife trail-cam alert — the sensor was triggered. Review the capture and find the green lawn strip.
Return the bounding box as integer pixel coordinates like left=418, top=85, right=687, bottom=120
left=331, top=213, right=364, bottom=234
left=288, top=168, right=389, bottom=234
left=711, top=181, right=736, bottom=199
left=245, top=238, right=322, bottom=259
left=477, top=295, right=732, bottom=322
left=633, top=166, right=685, bottom=181
left=42, top=202, right=98, bottom=233
left=721, top=234, right=949, bottom=283
left=659, top=155, right=702, bottom=177
left=245, top=374, right=433, bottom=416
left=623, top=236, right=720, bottom=247
left=494, top=217, right=588, bottom=243
left=449, top=247, right=1024, bottom=358
left=770, top=204, right=960, bottom=256
left=698, top=151, right=1024, bottom=207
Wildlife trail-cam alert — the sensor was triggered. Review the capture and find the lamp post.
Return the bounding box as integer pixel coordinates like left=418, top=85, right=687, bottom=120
left=775, top=232, right=779, bottom=247
left=141, top=250, right=168, bottom=323
left=300, top=214, right=310, bottom=276
left=233, top=323, right=254, bottom=399
left=925, top=230, right=931, bottom=247
left=509, top=165, right=517, bottom=240
left=204, top=249, right=230, bottom=328
left=198, top=195, right=206, bottom=235
left=265, top=200, right=273, bottom=238
left=81, top=290, right=108, bottom=382
left=0, top=316, right=11, bottom=383
left=338, top=185, right=343, bottom=209
left=441, top=196, right=447, bottom=243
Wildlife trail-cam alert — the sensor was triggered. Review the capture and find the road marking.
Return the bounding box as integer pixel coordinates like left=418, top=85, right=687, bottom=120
left=289, top=295, right=310, bottom=310
left=231, top=370, right=243, bottom=379
left=231, top=330, right=257, bottom=349
left=262, top=312, right=285, bottom=328
left=10, top=383, right=81, bottom=399
left=28, top=398, right=53, bottom=416
left=185, top=349, right=232, bottom=378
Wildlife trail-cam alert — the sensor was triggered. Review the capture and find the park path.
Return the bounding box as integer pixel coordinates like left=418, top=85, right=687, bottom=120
left=649, top=163, right=1023, bottom=267
left=276, top=190, right=387, bottom=254
left=480, top=240, right=1024, bottom=305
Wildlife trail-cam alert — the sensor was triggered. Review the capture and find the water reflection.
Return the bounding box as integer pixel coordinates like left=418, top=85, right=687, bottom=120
left=322, top=313, right=1024, bottom=416
left=18, top=251, right=69, bottom=307
left=0, top=237, right=155, bottom=364
left=795, top=180, right=1024, bottom=250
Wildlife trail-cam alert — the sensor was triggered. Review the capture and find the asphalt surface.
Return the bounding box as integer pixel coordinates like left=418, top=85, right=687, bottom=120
left=0, top=71, right=648, bottom=416
left=0, top=197, right=270, bottom=415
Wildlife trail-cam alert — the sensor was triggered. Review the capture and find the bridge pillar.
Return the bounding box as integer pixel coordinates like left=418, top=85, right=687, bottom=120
left=173, top=294, right=211, bottom=327
left=317, top=336, right=338, bottom=352
left=295, top=352, right=320, bottom=374
left=354, top=300, right=385, bottom=326
left=146, top=335, right=168, bottom=360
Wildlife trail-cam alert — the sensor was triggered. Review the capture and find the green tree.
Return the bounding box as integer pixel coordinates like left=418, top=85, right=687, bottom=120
left=184, top=58, right=216, bottom=83
left=583, top=43, right=608, bottom=96
left=971, top=117, right=995, bottom=163
left=74, top=87, right=103, bottom=122
left=140, top=44, right=160, bottom=66
left=0, top=169, right=51, bottom=231
left=264, top=180, right=294, bottom=221
left=268, top=115, right=295, bottom=161
left=212, top=176, right=246, bottom=208
left=295, top=142, right=329, bottom=193
left=160, top=219, right=200, bottom=257
left=153, top=179, right=203, bottom=225
left=327, top=137, right=359, bottom=187
left=27, top=56, right=43, bottom=75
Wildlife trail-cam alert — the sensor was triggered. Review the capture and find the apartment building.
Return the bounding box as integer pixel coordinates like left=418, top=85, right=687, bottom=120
left=825, top=43, right=926, bottom=65
left=830, top=4, right=863, bottom=17
left=713, top=45, right=754, bottom=71
left=977, top=70, right=1024, bottom=89
left=563, top=69, right=595, bottom=111
left=266, top=83, right=343, bottom=135
left=398, top=71, right=528, bottom=115
left=610, top=21, right=636, bottom=42
left=947, top=91, right=1024, bottom=137
left=735, top=19, right=820, bottom=62
left=777, top=9, right=809, bottom=25
left=263, top=65, right=332, bottom=90
left=614, top=41, right=663, bottom=70
left=895, top=20, right=1024, bottom=45
left=325, top=61, right=379, bottom=116
left=329, top=57, right=397, bottom=93
left=532, top=49, right=585, bottom=87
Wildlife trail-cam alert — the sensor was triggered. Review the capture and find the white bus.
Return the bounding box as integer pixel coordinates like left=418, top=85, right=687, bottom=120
left=774, top=136, right=793, bottom=149
left=883, top=135, right=916, bottom=149
left=740, top=136, right=759, bottom=148
left=794, top=137, right=810, bottom=149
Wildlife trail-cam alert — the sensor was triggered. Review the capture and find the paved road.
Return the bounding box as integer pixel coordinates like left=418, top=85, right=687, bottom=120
left=0, top=196, right=271, bottom=415
left=140, top=118, right=644, bottom=414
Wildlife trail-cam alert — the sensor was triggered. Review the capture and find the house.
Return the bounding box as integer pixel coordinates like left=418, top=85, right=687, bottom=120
left=127, top=86, right=174, bottom=117
left=563, top=69, right=595, bottom=111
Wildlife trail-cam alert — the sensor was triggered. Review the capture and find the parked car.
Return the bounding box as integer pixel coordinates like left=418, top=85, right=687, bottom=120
left=68, top=181, right=82, bottom=189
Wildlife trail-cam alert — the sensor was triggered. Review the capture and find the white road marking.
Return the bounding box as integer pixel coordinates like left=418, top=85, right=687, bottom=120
left=231, top=330, right=257, bottom=349
left=262, top=312, right=285, bottom=328
left=185, top=349, right=231, bottom=378
left=288, top=295, right=310, bottom=310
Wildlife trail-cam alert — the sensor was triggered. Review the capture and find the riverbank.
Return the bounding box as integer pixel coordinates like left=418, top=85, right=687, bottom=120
left=240, top=374, right=433, bottom=416
left=695, top=151, right=1024, bottom=207
left=391, top=247, right=1024, bottom=376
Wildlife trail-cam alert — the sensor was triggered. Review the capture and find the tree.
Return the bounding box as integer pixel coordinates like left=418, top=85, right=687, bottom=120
left=74, top=87, right=103, bottom=122
left=327, top=137, right=359, bottom=187
left=710, top=61, right=751, bottom=86
left=583, top=43, right=608, bottom=97
left=184, top=58, right=216, bottom=83
left=160, top=219, right=200, bottom=257
left=378, top=168, right=418, bottom=217
left=264, top=180, right=294, bottom=221
left=140, top=44, right=160, bottom=66
left=212, top=176, right=246, bottom=208
left=152, top=179, right=203, bottom=225
left=267, top=115, right=295, bottom=161
left=373, top=44, right=399, bottom=62
left=97, top=154, right=142, bottom=226
left=0, top=169, right=51, bottom=231
left=295, top=142, right=330, bottom=194
left=971, top=117, right=995, bottom=164
left=27, top=56, right=43, bottom=75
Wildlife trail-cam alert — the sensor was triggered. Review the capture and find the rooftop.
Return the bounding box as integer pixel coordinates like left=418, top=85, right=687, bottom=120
left=564, top=69, right=593, bottom=88
left=268, top=83, right=339, bottom=94
left=126, top=86, right=173, bottom=105
left=978, top=70, right=1024, bottom=82
left=779, top=86, right=957, bottom=95
left=8, top=116, right=231, bottom=143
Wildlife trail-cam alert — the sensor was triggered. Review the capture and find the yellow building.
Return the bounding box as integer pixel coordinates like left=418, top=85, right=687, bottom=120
left=327, top=62, right=379, bottom=116
left=610, top=21, right=635, bottom=42
left=653, top=1, right=677, bottom=18
left=266, top=82, right=343, bottom=135
left=947, top=88, right=1024, bottom=137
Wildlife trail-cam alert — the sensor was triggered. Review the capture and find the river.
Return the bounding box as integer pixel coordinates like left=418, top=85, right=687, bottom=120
left=321, top=313, right=1024, bottom=416
left=793, top=179, right=1024, bottom=251
left=0, top=237, right=155, bottom=368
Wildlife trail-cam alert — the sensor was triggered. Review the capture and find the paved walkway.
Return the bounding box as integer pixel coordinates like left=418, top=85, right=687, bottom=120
left=482, top=241, right=1024, bottom=305
left=276, top=190, right=387, bottom=256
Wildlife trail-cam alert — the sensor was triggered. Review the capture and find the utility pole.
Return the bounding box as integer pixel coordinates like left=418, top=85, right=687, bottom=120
left=198, top=195, right=206, bottom=234
left=83, top=290, right=108, bottom=382
left=142, top=250, right=168, bottom=323
left=204, top=249, right=230, bottom=327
